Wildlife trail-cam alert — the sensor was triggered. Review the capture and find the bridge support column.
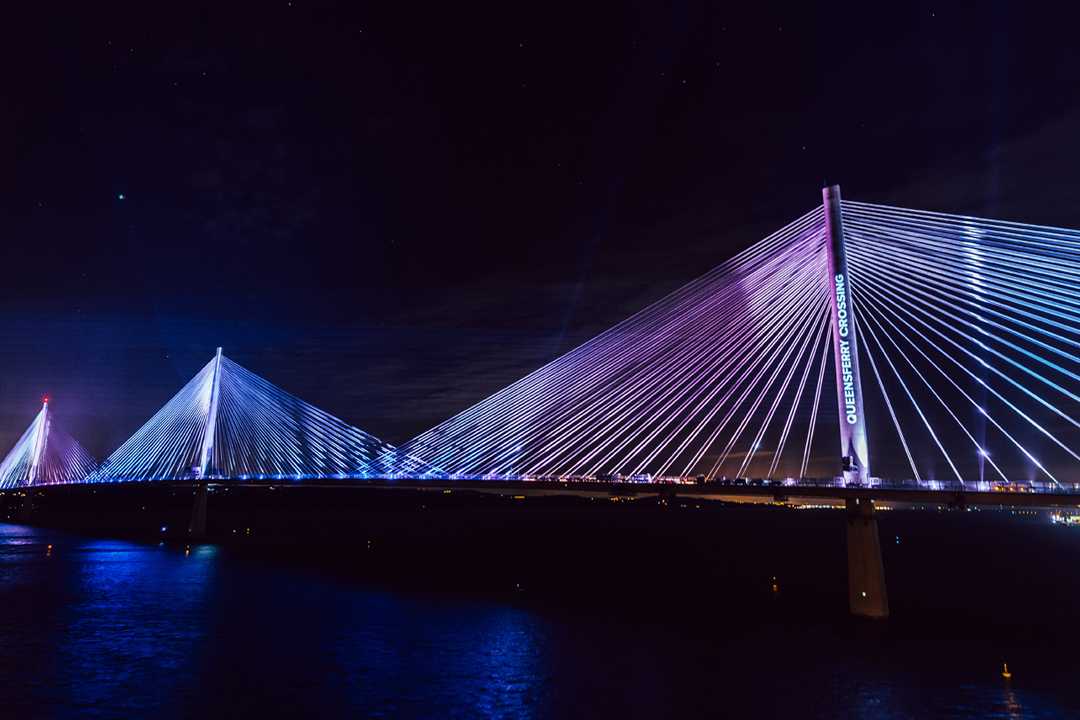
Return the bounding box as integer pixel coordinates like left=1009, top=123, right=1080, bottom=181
left=823, top=185, right=870, bottom=484
left=196, top=347, right=223, bottom=481
left=846, top=497, right=888, bottom=619
left=188, top=482, right=208, bottom=539
left=28, top=399, right=51, bottom=486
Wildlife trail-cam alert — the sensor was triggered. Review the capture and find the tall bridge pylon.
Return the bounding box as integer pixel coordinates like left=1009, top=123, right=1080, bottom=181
left=196, top=347, right=224, bottom=480
left=0, top=398, right=97, bottom=488
left=824, top=185, right=870, bottom=483
left=824, top=186, right=887, bottom=618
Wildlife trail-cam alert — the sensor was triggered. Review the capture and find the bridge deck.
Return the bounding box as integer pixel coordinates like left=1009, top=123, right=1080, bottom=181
left=190, top=478, right=1080, bottom=508
left=8, top=478, right=1080, bottom=508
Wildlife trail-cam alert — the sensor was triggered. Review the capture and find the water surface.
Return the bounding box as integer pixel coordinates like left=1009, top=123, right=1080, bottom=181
left=1, top=520, right=1076, bottom=718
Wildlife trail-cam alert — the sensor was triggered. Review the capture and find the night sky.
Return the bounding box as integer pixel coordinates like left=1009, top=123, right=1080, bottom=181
left=3, top=1, right=1080, bottom=460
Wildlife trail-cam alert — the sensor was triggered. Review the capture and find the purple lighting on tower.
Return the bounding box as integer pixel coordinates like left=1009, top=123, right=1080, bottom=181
left=399, top=207, right=836, bottom=481
left=0, top=398, right=97, bottom=488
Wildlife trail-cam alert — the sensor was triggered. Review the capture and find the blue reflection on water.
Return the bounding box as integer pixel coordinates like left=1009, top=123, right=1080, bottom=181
left=56, top=541, right=218, bottom=716
left=0, top=522, right=1076, bottom=719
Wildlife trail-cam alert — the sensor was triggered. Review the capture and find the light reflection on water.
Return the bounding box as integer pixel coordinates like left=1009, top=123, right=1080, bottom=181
left=0, top=522, right=1075, bottom=719
left=58, top=541, right=218, bottom=716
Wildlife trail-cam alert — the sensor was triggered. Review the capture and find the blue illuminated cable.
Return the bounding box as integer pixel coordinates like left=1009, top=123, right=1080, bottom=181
left=858, top=299, right=965, bottom=484
left=860, top=300, right=1010, bottom=482
left=856, top=277, right=1079, bottom=466
left=858, top=287, right=1066, bottom=484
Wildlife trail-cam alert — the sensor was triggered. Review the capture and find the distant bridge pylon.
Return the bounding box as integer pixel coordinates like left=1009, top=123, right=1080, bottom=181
left=0, top=398, right=97, bottom=489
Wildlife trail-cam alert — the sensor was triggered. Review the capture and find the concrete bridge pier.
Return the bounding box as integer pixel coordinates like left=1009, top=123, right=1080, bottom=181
left=846, top=497, right=889, bottom=619
left=188, top=482, right=208, bottom=539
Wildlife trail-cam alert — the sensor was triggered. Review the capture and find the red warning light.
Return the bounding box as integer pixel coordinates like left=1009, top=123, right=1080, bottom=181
left=42, top=394, right=50, bottom=404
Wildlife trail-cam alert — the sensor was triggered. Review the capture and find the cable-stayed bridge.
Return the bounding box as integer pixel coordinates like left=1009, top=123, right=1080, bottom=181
left=2, top=186, right=1077, bottom=492
left=3, top=185, right=1079, bottom=617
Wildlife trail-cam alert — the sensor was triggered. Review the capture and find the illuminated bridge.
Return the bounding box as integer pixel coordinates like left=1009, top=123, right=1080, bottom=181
left=2, top=186, right=1078, bottom=617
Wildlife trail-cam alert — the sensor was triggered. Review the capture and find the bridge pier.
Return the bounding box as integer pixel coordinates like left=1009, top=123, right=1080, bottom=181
left=188, top=482, right=208, bottom=539
left=846, top=497, right=888, bottom=619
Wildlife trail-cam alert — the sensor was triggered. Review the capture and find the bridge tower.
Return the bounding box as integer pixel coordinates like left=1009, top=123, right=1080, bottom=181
left=196, top=347, right=224, bottom=480
left=823, top=185, right=870, bottom=484
left=27, top=398, right=51, bottom=485
left=190, top=347, right=222, bottom=538
left=823, top=186, right=888, bottom=618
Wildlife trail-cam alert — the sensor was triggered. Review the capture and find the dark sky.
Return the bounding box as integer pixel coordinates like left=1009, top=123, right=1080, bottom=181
left=3, top=1, right=1080, bottom=458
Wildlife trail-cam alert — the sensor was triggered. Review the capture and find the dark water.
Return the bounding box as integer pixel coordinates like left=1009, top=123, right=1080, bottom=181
left=2, top=517, right=1079, bottom=719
